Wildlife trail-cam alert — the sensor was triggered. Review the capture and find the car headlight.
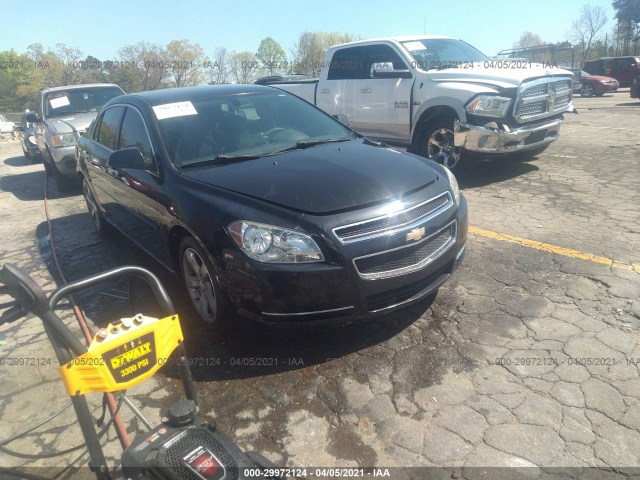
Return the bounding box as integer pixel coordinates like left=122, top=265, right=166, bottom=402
left=227, top=221, right=324, bottom=263
left=50, top=132, right=77, bottom=147
left=443, top=166, right=461, bottom=205
left=466, top=95, right=512, bottom=118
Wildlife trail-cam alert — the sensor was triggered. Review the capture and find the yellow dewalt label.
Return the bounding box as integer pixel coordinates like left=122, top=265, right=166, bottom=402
left=60, top=314, right=184, bottom=395
left=110, top=342, right=152, bottom=369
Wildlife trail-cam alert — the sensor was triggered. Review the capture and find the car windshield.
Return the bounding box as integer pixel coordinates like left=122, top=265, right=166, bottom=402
left=44, top=86, right=124, bottom=117
left=157, top=91, right=355, bottom=168
left=401, top=38, right=489, bottom=70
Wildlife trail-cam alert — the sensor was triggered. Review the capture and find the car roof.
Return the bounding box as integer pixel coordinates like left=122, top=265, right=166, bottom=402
left=40, top=83, right=121, bottom=94
left=112, top=84, right=274, bottom=108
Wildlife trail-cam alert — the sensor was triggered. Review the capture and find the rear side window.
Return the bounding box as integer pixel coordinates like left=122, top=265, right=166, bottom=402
left=95, top=106, right=125, bottom=150
left=327, top=47, right=366, bottom=80
left=119, top=108, right=153, bottom=161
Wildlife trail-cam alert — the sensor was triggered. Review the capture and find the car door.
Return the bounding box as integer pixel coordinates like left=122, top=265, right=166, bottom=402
left=82, top=106, right=126, bottom=224
left=107, top=106, right=165, bottom=261
left=353, top=43, right=413, bottom=140
left=316, top=46, right=364, bottom=124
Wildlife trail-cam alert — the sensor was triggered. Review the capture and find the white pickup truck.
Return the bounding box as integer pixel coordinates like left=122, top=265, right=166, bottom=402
left=257, top=36, right=575, bottom=169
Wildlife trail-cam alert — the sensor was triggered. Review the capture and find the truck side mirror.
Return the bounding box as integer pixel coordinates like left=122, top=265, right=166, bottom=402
left=25, top=112, right=41, bottom=123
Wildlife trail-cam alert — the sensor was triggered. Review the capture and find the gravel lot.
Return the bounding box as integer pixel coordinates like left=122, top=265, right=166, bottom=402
left=0, top=91, right=638, bottom=479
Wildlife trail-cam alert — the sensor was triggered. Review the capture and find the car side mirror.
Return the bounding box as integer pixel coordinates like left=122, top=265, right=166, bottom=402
left=372, top=69, right=412, bottom=79
left=333, top=114, right=349, bottom=126
left=25, top=112, right=41, bottom=123
left=108, top=147, right=147, bottom=170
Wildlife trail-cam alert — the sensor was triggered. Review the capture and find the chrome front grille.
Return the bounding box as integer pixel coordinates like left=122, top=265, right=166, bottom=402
left=353, top=221, right=456, bottom=279
left=333, top=192, right=452, bottom=244
left=514, top=78, right=573, bottom=123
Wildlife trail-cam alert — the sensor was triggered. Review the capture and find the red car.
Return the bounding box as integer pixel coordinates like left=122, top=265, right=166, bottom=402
left=572, top=69, right=619, bottom=97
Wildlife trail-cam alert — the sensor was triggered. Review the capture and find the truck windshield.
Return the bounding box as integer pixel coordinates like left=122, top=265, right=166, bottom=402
left=158, top=91, right=355, bottom=168
left=401, top=39, right=489, bottom=70
left=44, top=86, right=124, bottom=117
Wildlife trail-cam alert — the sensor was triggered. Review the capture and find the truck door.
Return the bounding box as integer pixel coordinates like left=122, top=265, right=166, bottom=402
left=353, top=44, right=413, bottom=141
left=316, top=46, right=364, bottom=124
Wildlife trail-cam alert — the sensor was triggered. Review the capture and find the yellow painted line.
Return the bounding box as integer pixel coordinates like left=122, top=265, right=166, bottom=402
left=468, top=226, right=640, bottom=273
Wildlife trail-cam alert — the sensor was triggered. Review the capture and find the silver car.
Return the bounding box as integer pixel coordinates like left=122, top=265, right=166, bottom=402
left=27, top=84, right=124, bottom=191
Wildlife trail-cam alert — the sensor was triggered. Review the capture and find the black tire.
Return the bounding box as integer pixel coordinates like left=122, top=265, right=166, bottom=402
left=43, top=158, right=52, bottom=176
left=580, top=83, right=595, bottom=97
left=82, top=178, right=111, bottom=236
left=179, top=237, right=231, bottom=325
left=51, top=160, right=77, bottom=192
left=417, top=115, right=463, bottom=170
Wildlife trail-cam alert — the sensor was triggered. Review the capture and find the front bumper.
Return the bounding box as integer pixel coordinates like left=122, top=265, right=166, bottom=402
left=223, top=196, right=468, bottom=325
left=595, top=83, right=618, bottom=94
left=48, top=145, right=77, bottom=176
left=454, top=117, right=563, bottom=155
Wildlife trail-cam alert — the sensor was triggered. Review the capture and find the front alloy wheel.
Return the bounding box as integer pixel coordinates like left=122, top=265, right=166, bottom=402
left=580, top=83, right=595, bottom=97
left=179, top=238, right=231, bottom=325
left=419, top=117, right=462, bottom=170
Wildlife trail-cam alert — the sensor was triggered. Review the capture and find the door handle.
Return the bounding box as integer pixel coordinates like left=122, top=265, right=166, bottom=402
left=319, top=88, right=330, bottom=94
left=361, top=88, right=372, bottom=93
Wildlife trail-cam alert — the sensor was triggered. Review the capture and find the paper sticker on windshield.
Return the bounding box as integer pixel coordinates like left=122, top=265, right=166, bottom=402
left=404, top=41, right=426, bottom=52
left=153, top=101, right=198, bottom=120
left=49, top=96, right=70, bottom=109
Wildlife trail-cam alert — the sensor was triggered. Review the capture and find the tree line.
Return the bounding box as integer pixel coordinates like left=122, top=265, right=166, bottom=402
left=1, top=1, right=638, bottom=112
left=510, top=1, right=639, bottom=65
left=0, top=32, right=355, bottom=112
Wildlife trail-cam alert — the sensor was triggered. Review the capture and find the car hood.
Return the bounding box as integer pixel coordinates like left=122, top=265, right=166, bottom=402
left=583, top=75, right=617, bottom=83
left=182, top=140, right=440, bottom=215
left=430, top=63, right=573, bottom=89
left=47, top=112, right=97, bottom=134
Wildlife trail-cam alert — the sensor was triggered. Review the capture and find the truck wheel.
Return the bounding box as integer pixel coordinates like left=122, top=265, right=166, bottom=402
left=418, top=117, right=462, bottom=170
left=179, top=237, right=230, bottom=326
left=580, top=83, right=595, bottom=97
left=51, top=161, right=76, bottom=192
left=43, top=158, right=52, bottom=176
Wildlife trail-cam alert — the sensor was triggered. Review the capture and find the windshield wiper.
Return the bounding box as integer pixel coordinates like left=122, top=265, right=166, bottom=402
left=295, top=137, right=352, bottom=148
left=272, top=137, right=353, bottom=154
left=180, top=154, right=262, bottom=168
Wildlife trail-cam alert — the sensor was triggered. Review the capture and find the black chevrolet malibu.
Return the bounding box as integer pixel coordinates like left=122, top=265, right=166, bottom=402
left=77, top=85, right=468, bottom=325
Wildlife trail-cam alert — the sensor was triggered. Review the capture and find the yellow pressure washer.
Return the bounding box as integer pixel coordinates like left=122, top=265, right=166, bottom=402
left=0, top=264, right=278, bottom=480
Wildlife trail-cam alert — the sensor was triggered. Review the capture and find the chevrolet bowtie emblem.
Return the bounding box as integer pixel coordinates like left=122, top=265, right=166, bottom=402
left=406, top=227, right=426, bottom=242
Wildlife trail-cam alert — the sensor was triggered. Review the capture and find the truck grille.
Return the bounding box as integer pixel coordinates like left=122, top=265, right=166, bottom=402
left=514, top=78, right=573, bottom=123
left=353, top=221, right=456, bottom=279
left=333, top=192, right=451, bottom=243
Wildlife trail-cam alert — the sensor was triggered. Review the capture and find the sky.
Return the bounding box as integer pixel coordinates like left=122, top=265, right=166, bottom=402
left=0, top=0, right=618, bottom=60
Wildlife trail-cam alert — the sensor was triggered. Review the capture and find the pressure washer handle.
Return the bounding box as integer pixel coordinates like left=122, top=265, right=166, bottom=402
left=48, top=265, right=175, bottom=315
left=0, top=264, right=175, bottom=357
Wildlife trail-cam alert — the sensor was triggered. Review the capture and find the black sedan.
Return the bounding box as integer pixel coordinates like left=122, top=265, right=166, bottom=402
left=77, top=85, right=468, bottom=325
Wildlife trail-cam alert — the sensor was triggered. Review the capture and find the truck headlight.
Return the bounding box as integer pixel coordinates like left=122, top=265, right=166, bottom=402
left=466, top=95, right=511, bottom=118
left=50, top=133, right=77, bottom=147
left=227, top=221, right=324, bottom=263
left=443, top=166, right=461, bottom=205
